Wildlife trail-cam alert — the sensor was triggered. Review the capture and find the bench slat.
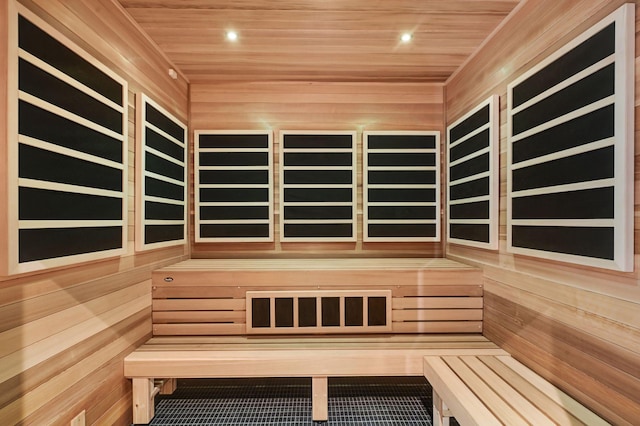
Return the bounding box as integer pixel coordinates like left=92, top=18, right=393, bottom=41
left=461, top=356, right=556, bottom=426
left=495, top=356, right=610, bottom=426
left=424, top=356, right=501, bottom=426
left=443, top=356, right=530, bottom=426
left=478, top=356, right=584, bottom=425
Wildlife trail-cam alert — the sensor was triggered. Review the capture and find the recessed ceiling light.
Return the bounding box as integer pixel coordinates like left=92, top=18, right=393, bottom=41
left=401, top=33, right=412, bottom=43
left=226, top=31, right=238, bottom=41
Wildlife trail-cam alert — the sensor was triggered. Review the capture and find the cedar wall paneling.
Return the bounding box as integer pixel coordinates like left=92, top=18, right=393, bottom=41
left=0, top=0, right=189, bottom=424
left=190, top=81, right=445, bottom=258
left=445, top=0, right=640, bottom=424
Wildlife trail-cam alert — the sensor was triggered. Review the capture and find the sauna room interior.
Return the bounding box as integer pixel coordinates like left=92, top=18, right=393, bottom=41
left=1, top=0, right=639, bottom=424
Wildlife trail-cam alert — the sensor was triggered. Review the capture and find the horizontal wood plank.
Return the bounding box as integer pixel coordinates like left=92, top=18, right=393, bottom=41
left=153, top=298, right=245, bottom=311
left=153, top=284, right=483, bottom=299
left=392, top=321, right=482, bottom=334
left=153, top=323, right=246, bottom=336
left=393, top=309, right=483, bottom=322
left=392, top=297, right=483, bottom=309
left=153, top=269, right=480, bottom=288
left=153, top=311, right=246, bottom=323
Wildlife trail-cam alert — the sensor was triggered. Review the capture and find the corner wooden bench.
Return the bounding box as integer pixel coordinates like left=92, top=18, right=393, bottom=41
left=126, top=257, right=493, bottom=424
left=423, top=355, right=610, bottom=426
left=124, top=335, right=508, bottom=424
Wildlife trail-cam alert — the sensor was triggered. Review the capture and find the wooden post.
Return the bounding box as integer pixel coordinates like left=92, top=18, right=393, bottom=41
left=312, top=376, right=328, bottom=421
left=160, top=378, right=178, bottom=395
left=132, top=378, right=155, bottom=424
left=433, top=390, right=450, bottom=426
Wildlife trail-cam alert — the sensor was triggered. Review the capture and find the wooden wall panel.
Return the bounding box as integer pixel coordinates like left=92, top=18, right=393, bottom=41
left=190, top=81, right=445, bottom=258
left=445, top=0, right=640, bottom=424
left=0, top=2, right=8, bottom=275
left=0, top=0, right=189, bottom=424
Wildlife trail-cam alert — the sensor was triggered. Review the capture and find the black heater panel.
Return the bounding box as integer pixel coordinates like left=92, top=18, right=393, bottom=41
left=137, top=94, right=187, bottom=251
left=363, top=131, right=440, bottom=242
left=195, top=131, right=273, bottom=242
left=506, top=5, right=634, bottom=272
left=11, top=11, right=128, bottom=274
left=446, top=96, right=499, bottom=250
left=280, top=131, right=356, bottom=241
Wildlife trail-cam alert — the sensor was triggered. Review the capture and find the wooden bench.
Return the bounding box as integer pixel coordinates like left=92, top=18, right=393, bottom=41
left=126, top=257, right=492, bottom=423
left=124, top=335, right=508, bottom=424
left=423, top=355, right=610, bottom=426
left=151, top=258, right=485, bottom=335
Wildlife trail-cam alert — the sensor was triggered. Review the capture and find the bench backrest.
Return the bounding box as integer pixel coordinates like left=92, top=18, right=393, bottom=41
left=151, top=259, right=484, bottom=336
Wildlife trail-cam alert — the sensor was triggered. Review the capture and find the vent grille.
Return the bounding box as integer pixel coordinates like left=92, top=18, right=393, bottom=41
left=246, top=290, right=392, bottom=334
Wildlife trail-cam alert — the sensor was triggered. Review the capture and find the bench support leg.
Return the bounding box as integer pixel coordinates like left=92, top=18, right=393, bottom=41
left=312, top=376, right=328, bottom=422
left=160, top=378, right=177, bottom=395
left=132, top=378, right=155, bottom=424
left=433, top=390, right=450, bottom=426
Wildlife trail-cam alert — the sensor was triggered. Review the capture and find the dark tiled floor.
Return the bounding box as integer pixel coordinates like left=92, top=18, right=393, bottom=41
left=146, top=377, right=460, bottom=425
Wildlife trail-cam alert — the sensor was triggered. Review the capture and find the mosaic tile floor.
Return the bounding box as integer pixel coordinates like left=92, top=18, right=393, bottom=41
left=146, top=377, right=460, bottom=425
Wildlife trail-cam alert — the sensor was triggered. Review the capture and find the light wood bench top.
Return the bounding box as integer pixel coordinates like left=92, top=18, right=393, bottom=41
left=125, top=334, right=508, bottom=424
left=125, top=335, right=508, bottom=379
left=158, top=257, right=478, bottom=271
left=131, top=334, right=499, bottom=351
left=423, top=355, right=610, bottom=426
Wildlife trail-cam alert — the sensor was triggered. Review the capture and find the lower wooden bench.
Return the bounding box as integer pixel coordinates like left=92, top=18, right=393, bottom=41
left=423, top=355, right=609, bottom=426
left=124, top=334, right=507, bottom=424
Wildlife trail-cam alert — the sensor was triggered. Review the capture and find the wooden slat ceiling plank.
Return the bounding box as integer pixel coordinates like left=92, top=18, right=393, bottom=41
left=119, top=0, right=519, bottom=14
left=117, top=0, right=520, bottom=82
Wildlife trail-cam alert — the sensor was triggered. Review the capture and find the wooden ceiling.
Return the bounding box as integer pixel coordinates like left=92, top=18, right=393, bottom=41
left=118, top=0, right=521, bottom=83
